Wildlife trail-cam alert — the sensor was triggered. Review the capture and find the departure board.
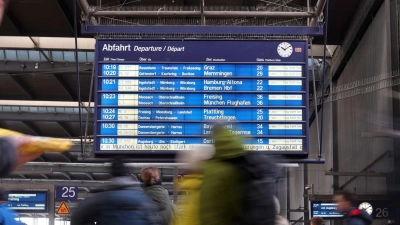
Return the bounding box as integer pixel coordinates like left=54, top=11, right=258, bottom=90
left=95, top=40, right=309, bottom=154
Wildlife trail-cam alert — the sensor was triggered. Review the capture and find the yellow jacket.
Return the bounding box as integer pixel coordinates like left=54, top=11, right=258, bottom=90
left=171, top=174, right=203, bottom=225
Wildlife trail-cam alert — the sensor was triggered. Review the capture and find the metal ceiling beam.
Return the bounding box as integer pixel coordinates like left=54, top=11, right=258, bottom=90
left=60, top=152, right=73, bottom=162
left=57, top=122, right=74, bottom=137
left=53, top=172, right=71, bottom=180
left=53, top=74, right=76, bottom=100
left=28, top=37, right=52, bottom=63
left=82, top=25, right=323, bottom=36
left=5, top=11, right=23, bottom=35
left=92, top=10, right=313, bottom=18
left=0, top=111, right=90, bottom=122
left=54, top=0, right=75, bottom=34
left=0, top=62, right=92, bottom=74
left=339, top=150, right=391, bottom=189
left=325, top=171, right=388, bottom=177
left=310, top=0, right=326, bottom=26
left=8, top=75, right=35, bottom=99
left=22, top=121, right=42, bottom=136
left=77, top=0, right=98, bottom=25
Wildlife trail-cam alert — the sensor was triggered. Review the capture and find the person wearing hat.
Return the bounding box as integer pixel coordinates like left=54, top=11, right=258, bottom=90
left=171, top=145, right=215, bottom=225
left=0, top=188, right=19, bottom=225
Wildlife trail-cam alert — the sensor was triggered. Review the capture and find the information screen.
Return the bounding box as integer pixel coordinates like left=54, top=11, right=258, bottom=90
left=95, top=40, right=309, bottom=154
left=7, top=190, right=48, bottom=213
left=311, top=201, right=344, bottom=218
left=311, top=200, right=393, bottom=219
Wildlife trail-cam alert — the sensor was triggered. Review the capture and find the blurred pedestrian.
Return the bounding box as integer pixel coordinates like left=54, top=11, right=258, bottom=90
left=141, top=167, right=175, bottom=225
left=0, top=0, right=8, bottom=25
left=0, top=137, right=41, bottom=178
left=310, top=217, right=323, bottom=225
left=273, top=196, right=289, bottom=225
left=171, top=145, right=215, bottom=225
left=71, top=157, right=162, bottom=225
left=198, top=125, right=244, bottom=225
left=333, top=190, right=372, bottom=225
left=0, top=188, right=19, bottom=225
left=199, top=123, right=277, bottom=225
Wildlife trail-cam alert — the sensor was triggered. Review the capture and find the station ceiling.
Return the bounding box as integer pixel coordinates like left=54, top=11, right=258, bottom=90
left=0, top=0, right=362, bottom=45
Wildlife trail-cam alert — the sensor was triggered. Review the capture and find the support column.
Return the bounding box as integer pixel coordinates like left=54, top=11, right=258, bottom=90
left=389, top=0, right=400, bottom=223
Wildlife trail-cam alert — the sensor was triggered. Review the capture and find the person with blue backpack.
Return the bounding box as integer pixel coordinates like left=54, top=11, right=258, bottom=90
left=199, top=123, right=278, bottom=225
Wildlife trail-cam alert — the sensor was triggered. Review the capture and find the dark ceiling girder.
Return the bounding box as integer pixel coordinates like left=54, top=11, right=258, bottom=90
left=5, top=11, right=23, bottom=35
left=0, top=62, right=93, bottom=74
left=331, top=0, right=384, bottom=81
left=8, top=75, right=35, bottom=99
left=54, top=74, right=76, bottom=101
left=0, top=111, right=91, bottom=122
left=57, top=121, right=74, bottom=137
left=54, top=0, right=75, bottom=34
left=22, top=121, right=42, bottom=136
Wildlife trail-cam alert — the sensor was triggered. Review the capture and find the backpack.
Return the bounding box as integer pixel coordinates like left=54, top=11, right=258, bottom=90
left=225, top=152, right=280, bottom=225
left=346, top=209, right=373, bottom=225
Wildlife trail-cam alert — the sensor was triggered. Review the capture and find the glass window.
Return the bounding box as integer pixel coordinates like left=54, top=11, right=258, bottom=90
left=0, top=50, right=5, bottom=60
left=16, top=50, right=29, bottom=61
left=78, top=52, right=87, bottom=62
left=51, top=51, right=64, bottom=61
left=28, top=50, right=41, bottom=61
left=87, top=52, right=94, bottom=62
left=5, top=50, right=17, bottom=60
left=63, top=51, right=75, bottom=62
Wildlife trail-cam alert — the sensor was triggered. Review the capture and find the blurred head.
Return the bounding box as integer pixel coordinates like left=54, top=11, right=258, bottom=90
left=333, top=190, right=356, bottom=213
left=111, top=156, right=130, bottom=177
left=273, top=196, right=280, bottom=214
left=140, top=167, right=161, bottom=186
left=311, top=217, right=323, bottom=225
left=0, top=0, right=9, bottom=25
left=176, top=145, right=215, bottom=173
left=211, top=123, right=244, bottom=159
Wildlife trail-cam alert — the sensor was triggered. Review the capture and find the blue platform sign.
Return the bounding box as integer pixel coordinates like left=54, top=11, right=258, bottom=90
left=7, top=190, right=48, bottom=213
left=55, top=186, right=78, bottom=201
left=94, top=40, right=309, bottom=155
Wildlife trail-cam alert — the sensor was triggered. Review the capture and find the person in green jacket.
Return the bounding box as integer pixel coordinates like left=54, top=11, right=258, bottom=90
left=199, top=124, right=245, bottom=225
left=141, top=167, right=175, bottom=225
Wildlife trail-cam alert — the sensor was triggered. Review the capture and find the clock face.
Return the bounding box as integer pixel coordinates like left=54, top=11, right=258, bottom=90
left=358, top=202, right=373, bottom=215
left=277, top=42, right=293, bottom=58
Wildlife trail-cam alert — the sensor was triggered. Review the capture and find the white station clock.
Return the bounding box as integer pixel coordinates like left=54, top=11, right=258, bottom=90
left=277, top=42, right=293, bottom=58
left=358, top=202, right=373, bottom=215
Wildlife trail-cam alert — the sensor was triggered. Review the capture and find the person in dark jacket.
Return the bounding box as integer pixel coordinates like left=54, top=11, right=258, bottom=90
left=140, top=167, right=175, bottom=225
left=333, top=190, right=372, bottom=225
left=71, top=157, right=162, bottom=225
left=0, top=188, right=19, bottom=225
left=0, top=138, right=41, bottom=178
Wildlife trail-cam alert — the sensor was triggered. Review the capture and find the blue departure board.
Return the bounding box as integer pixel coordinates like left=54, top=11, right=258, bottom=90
left=7, top=191, right=48, bottom=213
left=95, top=40, right=309, bottom=154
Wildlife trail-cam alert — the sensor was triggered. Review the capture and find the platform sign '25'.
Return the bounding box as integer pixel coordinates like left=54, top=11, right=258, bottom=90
left=55, top=186, right=78, bottom=201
